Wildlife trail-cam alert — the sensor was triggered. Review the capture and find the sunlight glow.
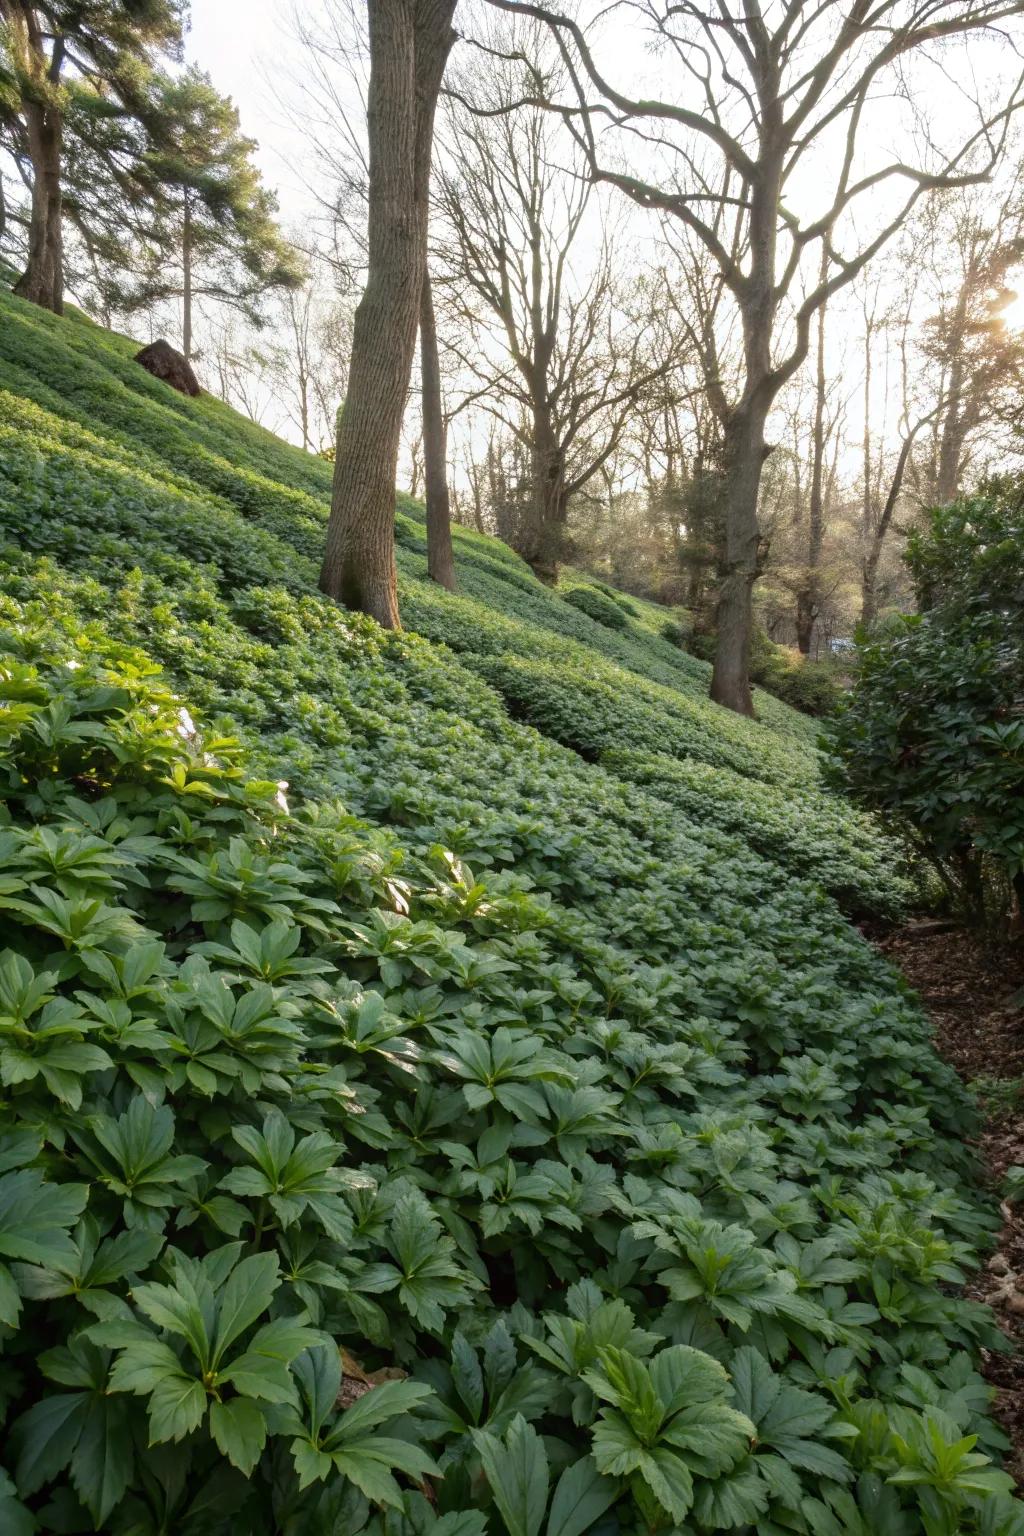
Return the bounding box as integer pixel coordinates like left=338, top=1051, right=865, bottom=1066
left=998, top=282, right=1024, bottom=331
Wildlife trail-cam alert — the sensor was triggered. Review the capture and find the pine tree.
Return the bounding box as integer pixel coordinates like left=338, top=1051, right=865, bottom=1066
left=110, top=69, right=302, bottom=360
left=0, top=0, right=183, bottom=312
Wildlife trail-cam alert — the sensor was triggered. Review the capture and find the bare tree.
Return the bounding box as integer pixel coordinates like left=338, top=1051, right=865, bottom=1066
left=791, top=252, right=846, bottom=654
left=439, top=26, right=682, bottom=579
left=260, top=258, right=354, bottom=453
left=481, top=0, right=1024, bottom=710
left=908, top=175, right=1024, bottom=506
left=854, top=175, right=1024, bottom=628
left=319, top=0, right=458, bottom=628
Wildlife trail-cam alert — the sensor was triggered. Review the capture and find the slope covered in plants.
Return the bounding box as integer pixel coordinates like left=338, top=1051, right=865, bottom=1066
left=0, top=290, right=1019, bottom=1535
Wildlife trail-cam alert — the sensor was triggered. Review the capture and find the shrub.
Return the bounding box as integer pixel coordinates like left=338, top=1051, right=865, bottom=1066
left=603, top=748, right=914, bottom=915
left=827, top=491, right=1024, bottom=928
left=589, top=578, right=640, bottom=615
left=561, top=584, right=630, bottom=629
left=660, top=609, right=693, bottom=649
left=761, top=655, right=842, bottom=717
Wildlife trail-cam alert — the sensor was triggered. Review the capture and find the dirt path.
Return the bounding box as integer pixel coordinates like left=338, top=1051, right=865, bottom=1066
left=878, top=924, right=1024, bottom=1480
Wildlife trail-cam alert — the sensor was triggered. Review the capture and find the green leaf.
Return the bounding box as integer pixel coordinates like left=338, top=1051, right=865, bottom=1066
left=328, top=1445, right=409, bottom=1509
left=68, top=1392, right=133, bottom=1525
left=212, top=1250, right=280, bottom=1362
left=147, top=1372, right=207, bottom=1443
left=451, top=1330, right=484, bottom=1424
left=0, top=1169, right=88, bottom=1269
left=474, top=1414, right=549, bottom=1536
left=641, top=1446, right=694, bottom=1523
left=546, top=1456, right=619, bottom=1536
left=0, top=1469, right=35, bottom=1536
left=0, top=1262, right=21, bottom=1328
left=13, top=1392, right=90, bottom=1494
left=209, top=1396, right=267, bottom=1475
left=328, top=1378, right=434, bottom=1442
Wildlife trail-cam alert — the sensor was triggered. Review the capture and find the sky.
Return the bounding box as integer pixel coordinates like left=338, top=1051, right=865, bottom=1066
left=186, top=0, right=313, bottom=224
left=178, top=0, right=1024, bottom=474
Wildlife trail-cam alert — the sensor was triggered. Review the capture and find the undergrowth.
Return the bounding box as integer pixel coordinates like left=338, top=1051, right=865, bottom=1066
left=0, top=288, right=1018, bottom=1535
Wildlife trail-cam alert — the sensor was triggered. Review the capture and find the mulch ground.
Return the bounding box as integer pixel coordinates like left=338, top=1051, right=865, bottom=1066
left=877, top=923, right=1024, bottom=1482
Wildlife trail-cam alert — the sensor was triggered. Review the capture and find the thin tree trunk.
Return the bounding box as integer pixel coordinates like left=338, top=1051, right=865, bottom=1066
left=935, top=281, right=970, bottom=503
left=860, top=419, right=925, bottom=629
left=710, top=401, right=767, bottom=715
left=860, top=549, right=881, bottom=631
left=300, top=371, right=310, bottom=452
left=320, top=0, right=456, bottom=628
left=862, top=318, right=873, bottom=590
left=420, top=265, right=456, bottom=589
left=467, top=456, right=487, bottom=534
left=182, top=194, right=193, bottom=361
left=935, top=349, right=965, bottom=503
left=796, top=292, right=828, bottom=654
left=14, top=94, right=63, bottom=313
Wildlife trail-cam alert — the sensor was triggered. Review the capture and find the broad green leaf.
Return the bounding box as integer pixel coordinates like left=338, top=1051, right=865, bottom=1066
left=546, top=1456, right=619, bottom=1536
left=13, top=1392, right=91, bottom=1494
left=147, top=1373, right=207, bottom=1443
left=212, top=1250, right=280, bottom=1362
left=209, top=1397, right=267, bottom=1475
left=473, top=1414, right=549, bottom=1536
left=640, top=1446, right=694, bottom=1523
left=68, top=1392, right=133, bottom=1525
left=329, top=1378, right=434, bottom=1443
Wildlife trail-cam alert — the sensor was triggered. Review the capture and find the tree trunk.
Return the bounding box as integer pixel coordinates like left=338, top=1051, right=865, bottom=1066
left=860, top=556, right=880, bottom=631
left=468, top=457, right=486, bottom=533
left=794, top=594, right=815, bottom=657
left=710, top=139, right=782, bottom=716
left=420, top=265, right=456, bottom=590
left=14, top=95, right=63, bottom=313
left=795, top=287, right=828, bottom=655
left=319, top=0, right=457, bottom=628
left=300, top=370, right=310, bottom=452
left=935, top=281, right=970, bottom=504
left=859, top=418, right=921, bottom=629
left=521, top=406, right=564, bottom=583
left=182, top=194, right=193, bottom=361
left=935, top=348, right=965, bottom=504
left=710, top=402, right=767, bottom=715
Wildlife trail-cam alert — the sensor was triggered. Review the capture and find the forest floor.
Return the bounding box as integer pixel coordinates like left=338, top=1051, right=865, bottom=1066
left=879, top=923, right=1024, bottom=1482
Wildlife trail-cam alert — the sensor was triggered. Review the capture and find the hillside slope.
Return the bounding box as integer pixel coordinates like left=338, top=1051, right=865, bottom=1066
left=0, top=291, right=1020, bottom=1536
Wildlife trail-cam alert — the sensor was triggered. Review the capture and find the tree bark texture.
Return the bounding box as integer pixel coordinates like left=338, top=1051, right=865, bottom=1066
left=420, top=265, right=456, bottom=590
left=320, top=0, right=457, bottom=628
left=710, top=146, right=782, bottom=716
left=710, top=402, right=768, bottom=715
left=935, top=348, right=966, bottom=504
left=14, top=93, right=63, bottom=313
left=524, top=407, right=566, bottom=583
left=795, top=294, right=828, bottom=655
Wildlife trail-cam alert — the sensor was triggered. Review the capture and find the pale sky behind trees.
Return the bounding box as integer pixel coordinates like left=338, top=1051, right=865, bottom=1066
left=184, top=0, right=1024, bottom=488
left=187, top=0, right=324, bottom=226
